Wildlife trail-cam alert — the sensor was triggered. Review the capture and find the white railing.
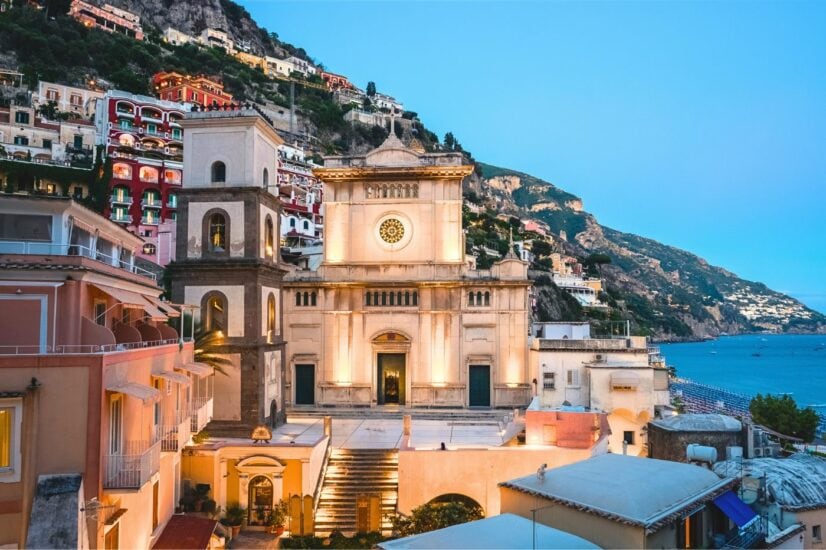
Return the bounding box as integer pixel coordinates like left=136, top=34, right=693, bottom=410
left=104, top=440, right=161, bottom=489
left=190, top=397, right=213, bottom=433
left=0, top=241, right=156, bottom=280
left=0, top=339, right=179, bottom=356
left=110, top=196, right=132, bottom=205
left=159, top=412, right=191, bottom=452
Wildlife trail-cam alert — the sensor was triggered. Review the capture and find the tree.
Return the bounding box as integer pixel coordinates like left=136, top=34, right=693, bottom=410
left=444, top=132, right=456, bottom=151
left=390, top=501, right=483, bottom=537
left=366, top=81, right=376, bottom=97
left=584, top=253, right=612, bottom=277
left=45, top=0, right=71, bottom=17
left=750, top=394, right=820, bottom=442
left=194, top=330, right=233, bottom=376
left=531, top=239, right=553, bottom=258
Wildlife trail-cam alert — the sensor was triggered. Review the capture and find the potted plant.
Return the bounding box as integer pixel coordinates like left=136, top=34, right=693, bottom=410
left=221, top=502, right=246, bottom=538
left=267, top=500, right=289, bottom=536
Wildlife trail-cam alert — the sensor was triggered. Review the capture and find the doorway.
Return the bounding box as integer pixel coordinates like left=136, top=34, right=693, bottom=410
left=468, top=365, right=491, bottom=407
left=377, top=353, right=405, bottom=405
left=294, top=364, right=315, bottom=406
left=248, top=476, right=273, bottom=526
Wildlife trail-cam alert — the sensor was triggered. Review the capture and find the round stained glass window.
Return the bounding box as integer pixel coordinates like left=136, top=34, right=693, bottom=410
left=379, top=218, right=405, bottom=244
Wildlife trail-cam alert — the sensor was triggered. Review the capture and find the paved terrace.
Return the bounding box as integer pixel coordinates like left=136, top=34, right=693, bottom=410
left=269, top=417, right=507, bottom=449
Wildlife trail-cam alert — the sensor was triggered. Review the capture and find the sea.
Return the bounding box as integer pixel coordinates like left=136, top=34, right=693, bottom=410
left=661, top=334, right=826, bottom=419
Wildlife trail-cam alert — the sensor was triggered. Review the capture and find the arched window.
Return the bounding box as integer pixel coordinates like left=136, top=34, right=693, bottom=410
left=265, top=216, right=274, bottom=259
left=373, top=291, right=379, bottom=305
left=381, top=292, right=387, bottom=306
left=469, top=291, right=475, bottom=306
left=139, top=166, right=159, bottom=183
left=203, top=294, right=226, bottom=333
left=267, top=293, right=276, bottom=335
left=404, top=291, right=410, bottom=305
left=262, top=168, right=269, bottom=188
left=366, top=185, right=373, bottom=199
left=412, top=184, right=419, bottom=198
left=412, top=291, right=418, bottom=306
left=303, top=220, right=310, bottom=231
left=397, top=291, right=403, bottom=305
left=476, top=291, right=483, bottom=305
left=211, top=161, right=226, bottom=183
left=290, top=218, right=296, bottom=228
left=310, top=292, right=317, bottom=306
left=295, top=292, right=301, bottom=306
left=366, top=292, right=372, bottom=306
left=208, top=213, right=226, bottom=252
left=389, top=292, right=395, bottom=306
left=484, top=292, right=491, bottom=306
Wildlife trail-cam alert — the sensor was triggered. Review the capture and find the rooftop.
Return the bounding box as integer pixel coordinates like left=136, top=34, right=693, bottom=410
left=500, top=454, right=732, bottom=531
left=650, top=413, right=742, bottom=432
left=378, top=514, right=600, bottom=549
left=713, top=454, right=826, bottom=511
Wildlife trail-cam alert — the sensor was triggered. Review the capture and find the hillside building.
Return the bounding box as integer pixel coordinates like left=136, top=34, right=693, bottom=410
left=282, top=129, right=532, bottom=409
left=265, top=56, right=296, bottom=78
left=278, top=143, right=323, bottom=247
left=319, top=71, right=353, bottom=91
left=152, top=72, right=234, bottom=108
left=199, top=28, right=235, bottom=53
left=162, top=27, right=196, bottom=46
left=69, top=0, right=144, bottom=40
left=95, top=90, right=190, bottom=265
left=0, top=195, right=209, bottom=549
left=34, top=80, right=104, bottom=119
left=285, top=56, right=316, bottom=76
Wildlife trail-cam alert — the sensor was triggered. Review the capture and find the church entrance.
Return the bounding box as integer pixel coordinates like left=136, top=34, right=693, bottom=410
left=468, top=365, right=491, bottom=407
left=294, top=364, right=315, bottom=405
left=377, top=353, right=405, bottom=405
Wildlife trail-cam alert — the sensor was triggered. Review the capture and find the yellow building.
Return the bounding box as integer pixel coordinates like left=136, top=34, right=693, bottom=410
left=283, top=131, right=532, bottom=409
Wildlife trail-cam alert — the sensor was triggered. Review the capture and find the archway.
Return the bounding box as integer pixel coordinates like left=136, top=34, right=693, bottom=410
left=426, top=494, right=485, bottom=516
left=372, top=331, right=411, bottom=406
left=247, top=475, right=273, bottom=526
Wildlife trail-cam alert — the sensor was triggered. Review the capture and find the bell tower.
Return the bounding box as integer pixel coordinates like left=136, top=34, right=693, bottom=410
left=168, top=105, right=288, bottom=432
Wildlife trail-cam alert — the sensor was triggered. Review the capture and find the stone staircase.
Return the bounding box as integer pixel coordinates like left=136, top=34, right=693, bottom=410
left=314, top=448, right=399, bottom=535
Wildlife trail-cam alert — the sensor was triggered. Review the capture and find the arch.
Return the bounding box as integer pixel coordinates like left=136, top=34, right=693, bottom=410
left=269, top=400, right=278, bottom=428
left=427, top=493, right=484, bottom=515
left=211, top=161, right=226, bottom=183
left=366, top=292, right=372, bottom=306
left=310, top=292, right=317, bottom=307
left=201, top=291, right=228, bottom=333
left=267, top=293, right=276, bottom=335
left=117, top=134, right=135, bottom=147
left=412, top=291, right=418, bottom=306
left=302, top=220, right=310, bottom=231
left=264, top=215, right=274, bottom=259
left=140, top=107, right=162, bottom=120
left=295, top=292, right=301, bottom=307
left=484, top=291, right=491, bottom=306
left=302, top=291, right=309, bottom=306
left=468, top=291, right=475, bottom=306
left=262, top=167, right=269, bottom=188
left=202, top=208, right=230, bottom=256
left=371, top=329, right=412, bottom=343
left=404, top=291, right=410, bottom=306
left=164, top=169, right=181, bottom=184
left=138, top=166, right=158, bottom=183
left=476, top=291, right=483, bottom=305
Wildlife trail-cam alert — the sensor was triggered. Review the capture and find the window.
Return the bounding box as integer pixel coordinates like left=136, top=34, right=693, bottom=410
left=211, top=161, right=226, bottom=183
left=119, top=119, right=132, bottom=130
left=46, top=89, right=59, bottom=101
left=72, top=186, right=83, bottom=199
left=14, top=111, right=29, bottom=124
left=468, top=292, right=475, bottom=306
left=484, top=292, right=490, bottom=306
left=73, top=135, right=83, bottom=148
left=42, top=139, right=52, bottom=149
left=265, top=216, right=274, bottom=259
left=303, top=220, right=310, bottom=231
left=146, top=123, right=156, bottom=135
left=152, top=481, right=159, bottom=531
left=267, top=293, right=276, bottom=336
left=171, top=128, right=182, bottom=140
left=104, top=522, right=119, bottom=549
left=566, top=369, right=580, bottom=387
left=94, top=301, right=107, bottom=326
left=70, top=93, right=82, bottom=106
left=109, top=397, right=122, bottom=455
left=623, top=431, right=635, bottom=445
left=143, top=243, right=156, bottom=255
left=208, top=213, right=226, bottom=252
left=139, top=166, right=159, bottom=183
left=153, top=379, right=161, bottom=430
left=0, top=406, right=13, bottom=470
left=262, top=168, right=269, bottom=188
left=543, top=372, right=555, bottom=390
left=13, top=136, right=28, bottom=146
left=813, top=525, right=822, bottom=542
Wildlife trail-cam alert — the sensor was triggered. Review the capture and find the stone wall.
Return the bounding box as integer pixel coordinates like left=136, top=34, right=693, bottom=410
left=647, top=424, right=744, bottom=463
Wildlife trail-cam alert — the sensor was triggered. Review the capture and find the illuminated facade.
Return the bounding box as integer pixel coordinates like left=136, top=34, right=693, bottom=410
left=283, top=131, right=532, bottom=408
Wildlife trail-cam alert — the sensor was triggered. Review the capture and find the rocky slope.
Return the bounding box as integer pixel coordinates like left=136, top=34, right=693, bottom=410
left=476, top=164, right=826, bottom=339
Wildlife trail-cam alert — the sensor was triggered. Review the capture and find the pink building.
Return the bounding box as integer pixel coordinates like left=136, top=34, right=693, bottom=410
left=0, top=195, right=214, bottom=548
left=69, top=0, right=144, bottom=40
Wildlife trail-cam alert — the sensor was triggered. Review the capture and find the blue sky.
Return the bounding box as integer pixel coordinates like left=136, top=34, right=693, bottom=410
left=241, top=1, right=826, bottom=313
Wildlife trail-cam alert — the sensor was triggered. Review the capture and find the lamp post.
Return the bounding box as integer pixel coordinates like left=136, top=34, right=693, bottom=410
left=531, top=503, right=556, bottom=550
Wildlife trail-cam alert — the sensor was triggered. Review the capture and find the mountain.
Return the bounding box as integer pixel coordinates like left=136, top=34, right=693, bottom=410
left=3, top=1, right=823, bottom=340
left=475, top=163, right=826, bottom=339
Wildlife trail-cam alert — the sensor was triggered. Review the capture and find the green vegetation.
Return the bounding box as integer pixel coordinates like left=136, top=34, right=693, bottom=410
left=282, top=531, right=387, bottom=549
left=750, top=394, right=820, bottom=442
left=389, top=500, right=484, bottom=537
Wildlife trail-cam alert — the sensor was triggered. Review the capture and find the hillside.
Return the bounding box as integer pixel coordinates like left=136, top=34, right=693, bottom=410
left=477, top=163, right=826, bottom=339
left=2, top=1, right=823, bottom=340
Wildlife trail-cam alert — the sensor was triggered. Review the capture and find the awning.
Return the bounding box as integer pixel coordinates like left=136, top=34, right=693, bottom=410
left=610, top=371, right=640, bottom=389
left=93, top=284, right=147, bottom=309
left=141, top=301, right=168, bottom=321
left=106, top=382, right=162, bottom=404
left=176, top=362, right=213, bottom=377
left=713, top=490, right=758, bottom=528
left=144, top=295, right=181, bottom=318
left=152, top=370, right=191, bottom=386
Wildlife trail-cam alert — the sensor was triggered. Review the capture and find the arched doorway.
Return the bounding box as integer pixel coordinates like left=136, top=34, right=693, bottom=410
left=427, top=493, right=485, bottom=516
left=248, top=475, right=273, bottom=526
left=372, top=332, right=410, bottom=406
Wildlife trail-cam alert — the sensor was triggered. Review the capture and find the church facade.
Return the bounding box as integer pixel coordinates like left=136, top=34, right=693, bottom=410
left=283, top=133, right=532, bottom=409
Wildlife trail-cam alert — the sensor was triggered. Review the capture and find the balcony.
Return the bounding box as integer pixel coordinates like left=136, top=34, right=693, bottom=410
left=190, top=397, right=213, bottom=433
left=110, top=211, right=132, bottom=224
left=103, top=439, right=161, bottom=489
left=0, top=241, right=156, bottom=281
left=159, top=411, right=191, bottom=453
left=141, top=199, right=162, bottom=209
left=141, top=216, right=160, bottom=226
left=110, top=195, right=132, bottom=206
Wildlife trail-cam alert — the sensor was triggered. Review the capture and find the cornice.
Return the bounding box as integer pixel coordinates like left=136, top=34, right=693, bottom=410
left=314, top=164, right=475, bottom=182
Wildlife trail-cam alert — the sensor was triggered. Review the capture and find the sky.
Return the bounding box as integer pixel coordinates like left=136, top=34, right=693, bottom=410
left=241, top=0, right=826, bottom=313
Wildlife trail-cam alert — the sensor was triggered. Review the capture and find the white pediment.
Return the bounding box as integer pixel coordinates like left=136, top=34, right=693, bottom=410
left=236, top=455, right=287, bottom=475
left=365, top=147, right=420, bottom=167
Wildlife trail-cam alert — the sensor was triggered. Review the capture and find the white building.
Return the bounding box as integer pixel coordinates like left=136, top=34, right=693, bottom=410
left=163, top=27, right=196, bottom=46
left=199, top=28, right=235, bottom=52
left=35, top=81, right=103, bottom=119
left=372, top=92, right=404, bottom=113
left=285, top=56, right=316, bottom=76
left=530, top=322, right=671, bottom=456
left=265, top=56, right=295, bottom=78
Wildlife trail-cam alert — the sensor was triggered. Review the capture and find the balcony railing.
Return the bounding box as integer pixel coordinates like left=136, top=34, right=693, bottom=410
left=0, top=241, right=156, bottom=280
left=103, top=440, right=161, bottom=489
left=0, top=339, right=180, bottom=356
left=190, top=397, right=213, bottom=433
left=141, top=216, right=160, bottom=226
left=110, top=196, right=132, bottom=206
left=159, top=412, right=191, bottom=453
left=110, top=212, right=132, bottom=223
left=141, top=199, right=162, bottom=208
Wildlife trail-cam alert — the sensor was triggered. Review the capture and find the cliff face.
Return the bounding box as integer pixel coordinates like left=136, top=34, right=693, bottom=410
left=476, top=164, right=826, bottom=339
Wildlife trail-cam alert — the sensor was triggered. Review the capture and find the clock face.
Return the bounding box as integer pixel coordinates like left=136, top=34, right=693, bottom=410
left=379, top=218, right=405, bottom=244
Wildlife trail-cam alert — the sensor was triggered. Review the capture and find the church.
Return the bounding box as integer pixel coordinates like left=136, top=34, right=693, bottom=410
left=282, top=128, right=532, bottom=409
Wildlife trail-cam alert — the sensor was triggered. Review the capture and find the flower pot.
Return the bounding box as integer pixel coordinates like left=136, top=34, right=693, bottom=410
left=275, top=526, right=285, bottom=537
left=230, top=525, right=241, bottom=538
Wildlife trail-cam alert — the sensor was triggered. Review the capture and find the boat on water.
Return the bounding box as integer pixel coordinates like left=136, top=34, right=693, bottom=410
left=709, top=351, right=717, bottom=355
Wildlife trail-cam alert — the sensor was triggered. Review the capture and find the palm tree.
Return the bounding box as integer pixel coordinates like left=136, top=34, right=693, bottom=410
left=194, top=330, right=233, bottom=376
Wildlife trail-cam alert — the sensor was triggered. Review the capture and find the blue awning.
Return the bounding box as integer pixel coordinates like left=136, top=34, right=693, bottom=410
left=713, top=490, right=758, bottom=528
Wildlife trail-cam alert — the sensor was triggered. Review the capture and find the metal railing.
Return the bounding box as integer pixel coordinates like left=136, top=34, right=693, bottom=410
left=103, top=439, right=161, bottom=489
left=0, top=339, right=179, bottom=356
left=159, top=412, right=191, bottom=453
left=190, top=397, right=213, bottom=433
left=0, top=241, right=156, bottom=280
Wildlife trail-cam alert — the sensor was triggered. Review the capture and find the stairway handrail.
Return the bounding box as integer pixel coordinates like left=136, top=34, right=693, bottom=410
left=313, top=435, right=333, bottom=518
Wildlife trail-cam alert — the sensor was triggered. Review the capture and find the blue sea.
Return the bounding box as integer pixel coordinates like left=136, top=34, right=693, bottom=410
left=661, top=334, right=826, bottom=417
